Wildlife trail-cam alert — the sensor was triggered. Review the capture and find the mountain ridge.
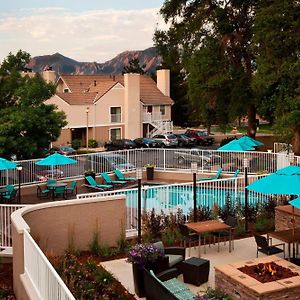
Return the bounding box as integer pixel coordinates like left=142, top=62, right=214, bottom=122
left=27, top=47, right=161, bottom=75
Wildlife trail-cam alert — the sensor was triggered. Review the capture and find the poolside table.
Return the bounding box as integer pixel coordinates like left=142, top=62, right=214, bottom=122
left=268, top=228, right=300, bottom=260
left=47, top=183, right=67, bottom=200
left=186, top=220, right=232, bottom=257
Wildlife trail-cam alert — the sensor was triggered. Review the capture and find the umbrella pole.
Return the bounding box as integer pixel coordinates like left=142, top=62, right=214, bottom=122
left=292, top=205, right=296, bottom=259
left=52, top=165, right=54, bottom=179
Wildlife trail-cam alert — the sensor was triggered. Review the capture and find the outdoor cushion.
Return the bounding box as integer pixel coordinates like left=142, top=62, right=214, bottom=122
left=163, top=278, right=195, bottom=300
left=150, top=270, right=163, bottom=284
left=153, top=241, right=165, bottom=254
left=168, top=254, right=183, bottom=268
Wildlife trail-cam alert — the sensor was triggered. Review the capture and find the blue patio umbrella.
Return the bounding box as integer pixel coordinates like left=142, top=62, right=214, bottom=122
left=218, top=139, right=255, bottom=151
left=246, top=165, right=300, bottom=195
left=0, top=158, right=16, bottom=171
left=238, top=136, right=264, bottom=147
left=35, top=153, right=77, bottom=179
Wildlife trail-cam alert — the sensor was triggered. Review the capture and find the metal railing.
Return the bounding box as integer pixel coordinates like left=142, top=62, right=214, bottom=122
left=77, top=175, right=269, bottom=233
left=1, top=148, right=298, bottom=187
left=0, top=204, right=27, bottom=248
left=23, top=230, right=75, bottom=300
left=273, top=142, right=293, bottom=153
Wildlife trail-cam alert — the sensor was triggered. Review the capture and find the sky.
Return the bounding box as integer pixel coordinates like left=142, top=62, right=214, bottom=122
left=0, top=0, right=166, bottom=63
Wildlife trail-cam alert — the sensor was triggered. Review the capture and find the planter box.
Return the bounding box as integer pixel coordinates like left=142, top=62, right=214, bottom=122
left=146, top=167, right=154, bottom=180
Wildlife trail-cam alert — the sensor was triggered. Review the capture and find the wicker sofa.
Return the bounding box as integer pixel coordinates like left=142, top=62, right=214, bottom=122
left=143, top=268, right=196, bottom=300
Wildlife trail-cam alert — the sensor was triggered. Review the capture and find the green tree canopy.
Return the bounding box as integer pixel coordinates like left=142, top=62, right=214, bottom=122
left=122, top=58, right=146, bottom=75
left=0, top=50, right=67, bottom=159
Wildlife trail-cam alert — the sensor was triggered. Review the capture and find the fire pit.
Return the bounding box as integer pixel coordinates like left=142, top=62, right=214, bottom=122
left=215, top=255, right=300, bottom=300
left=238, top=261, right=299, bottom=283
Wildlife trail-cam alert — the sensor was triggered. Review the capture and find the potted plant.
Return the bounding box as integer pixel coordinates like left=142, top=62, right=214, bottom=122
left=84, top=169, right=96, bottom=184
left=127, top=243, right=165, bottom=297
left=144, top=164, right=155, bottom=180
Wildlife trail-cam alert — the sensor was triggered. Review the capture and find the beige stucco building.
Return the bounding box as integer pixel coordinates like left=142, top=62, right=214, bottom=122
left=44, top=69, right=173, bottom=146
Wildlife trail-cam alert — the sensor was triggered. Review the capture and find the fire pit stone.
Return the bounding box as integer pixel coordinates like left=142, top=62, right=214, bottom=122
left=215, top=255, right=300, bottom=300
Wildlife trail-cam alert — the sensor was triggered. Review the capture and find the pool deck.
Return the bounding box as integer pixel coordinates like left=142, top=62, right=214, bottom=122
left=102, top=236, right=286, bottom=299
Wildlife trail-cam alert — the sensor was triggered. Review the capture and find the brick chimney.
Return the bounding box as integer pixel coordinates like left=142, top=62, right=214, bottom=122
left=124, top=73, right=141, bottom=139
left=156, top=69, right=170, bottom=97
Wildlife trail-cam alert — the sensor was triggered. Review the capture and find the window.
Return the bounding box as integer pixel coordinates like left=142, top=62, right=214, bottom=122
left=147, top=106, right=153, bottom=113
left=160, top=105, right=166, bottom=115
left=110, top=128, right=121, bottom=141
left=63, top=88, right=69, bottom=93
left=110, top=107, right=121, bottom=123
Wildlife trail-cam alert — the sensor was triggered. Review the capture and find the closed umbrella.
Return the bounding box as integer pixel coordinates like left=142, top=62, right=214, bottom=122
left=218, top=139, right=255, bottom=151
left=238, top=136, right=264, bottom=147
left=35, top=153, right=77, bottom=179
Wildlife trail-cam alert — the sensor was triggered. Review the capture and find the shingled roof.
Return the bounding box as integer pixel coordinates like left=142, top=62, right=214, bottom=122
left=56, top=74, right=173, bottom=105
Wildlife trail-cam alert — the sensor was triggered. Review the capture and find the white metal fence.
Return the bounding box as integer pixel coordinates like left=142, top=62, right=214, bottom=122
left=23, top=230, right=75, bottom=300
left=0, top=204, right=27, bottom=248
left=77, top=175, right=269, bottom=233
left=2, top=148, right=298, bottom=187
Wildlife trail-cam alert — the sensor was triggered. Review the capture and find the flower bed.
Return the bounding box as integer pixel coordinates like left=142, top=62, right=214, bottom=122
left=0, top=263, right=15, bottom=300
left=50, top=252, right=135, bottom=300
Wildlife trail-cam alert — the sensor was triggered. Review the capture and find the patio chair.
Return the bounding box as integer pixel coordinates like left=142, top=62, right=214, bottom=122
left=85, top=176, right=113, bottom=191
left=178, top=223, right=198, bottom=256
left=254, top=234, right=285, bottom=258
left=100, top=172, right=127, bottom=186
left=233, top=169, right=240, bottom=177
left=53, top=185, right=67, bottom=199
left=66, top=180, right=77, bottom=197
left=114, top=169, right=137, bottom=182
left=152, top=241, right=186, bottom=271
left=47, top=179, right=57, bottom=185
left=37, top=185, right=50, bottom=198
left=1, top=188, right=17, bottom=203
left=198, top=168, right=222, bottom=181
left=212, top=216, right=237, bottom=250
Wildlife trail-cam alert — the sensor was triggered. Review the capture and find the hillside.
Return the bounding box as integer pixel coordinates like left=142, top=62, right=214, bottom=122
left=26, top=47, right=161, bottom=75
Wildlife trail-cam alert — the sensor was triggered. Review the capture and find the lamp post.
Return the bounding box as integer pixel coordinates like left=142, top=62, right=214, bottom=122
left=244, top=158, right=249, bottom=232
left=86, top=106, right=89, bottom=150
left=191, top=162, right=198, bottom=222
left=136, top=168, right=143, bottom=243
left=16, top=165, right=22, bottom=203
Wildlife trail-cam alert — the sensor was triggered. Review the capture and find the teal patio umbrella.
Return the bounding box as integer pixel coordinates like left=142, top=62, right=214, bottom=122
left=0, top=157, right=17, bottom=186
left=238, top=136, right=264, bottom=147
left=246, top=165, right=300, bottom=195
left=0, top=158, right=17, bottom=171
left=218, top=139, right=255, bottom=151
left=35, top=153, right=77, bottom=179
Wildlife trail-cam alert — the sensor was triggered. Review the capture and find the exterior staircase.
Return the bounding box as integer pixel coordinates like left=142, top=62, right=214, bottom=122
left=148, top=120, right=173, bottom=137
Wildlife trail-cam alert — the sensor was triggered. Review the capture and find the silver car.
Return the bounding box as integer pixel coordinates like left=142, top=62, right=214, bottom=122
left=152, top=134, right=178, bottom=148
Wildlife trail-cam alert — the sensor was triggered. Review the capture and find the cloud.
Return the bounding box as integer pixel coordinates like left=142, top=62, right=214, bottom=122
left=0, top=8, right=166, bottom=63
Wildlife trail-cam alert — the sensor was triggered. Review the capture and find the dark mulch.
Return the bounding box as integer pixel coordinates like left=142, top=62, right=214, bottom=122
left=0, top=263, right=16, bottom=300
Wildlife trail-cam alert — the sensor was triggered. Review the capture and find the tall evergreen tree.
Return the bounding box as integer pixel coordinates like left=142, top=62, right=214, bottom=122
left=122, top=58, right=146, bottom=74
left=253, top=0, right=300, bottom=154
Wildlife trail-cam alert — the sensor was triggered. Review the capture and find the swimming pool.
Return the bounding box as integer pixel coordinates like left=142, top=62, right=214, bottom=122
left=123, top=185, right=268, bottom=215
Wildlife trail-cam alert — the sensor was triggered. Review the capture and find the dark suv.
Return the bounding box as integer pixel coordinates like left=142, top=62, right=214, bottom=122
left=184, top=129, right=214, bottom=146
left=105, top=139, right=136, bottom=151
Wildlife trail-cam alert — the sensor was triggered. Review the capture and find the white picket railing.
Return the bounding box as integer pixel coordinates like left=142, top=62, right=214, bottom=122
left=23, top=230, right=75, bottom=300
left=77, top=175, right=269, bottom=233
left=2, top=148, right=299, bottom=187
left=0, top=204, right=27, bottom=248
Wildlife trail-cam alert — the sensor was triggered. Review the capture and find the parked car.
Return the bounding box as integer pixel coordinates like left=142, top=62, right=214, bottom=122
left=134, top=138, right=161, bottom=148
left=46, top=145, right=77, bottom=156
left=86, top=153, right=135, bottom=173
left=35, top=166, right=64, bottom=182
left=174, top=134, right=196, bottom=147
left=184, top=130, right=214, bottom=146
left=105, top=139, right=136, bottom=151
left=152, top=134, right=178, bottom=148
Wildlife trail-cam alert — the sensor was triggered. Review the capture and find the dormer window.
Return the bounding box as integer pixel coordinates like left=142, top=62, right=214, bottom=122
left=64, top=88, right=69, bottom=93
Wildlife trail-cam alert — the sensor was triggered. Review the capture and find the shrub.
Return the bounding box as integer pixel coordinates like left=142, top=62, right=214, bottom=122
left=88, top=139, right=98, bottom=148
left=255, top=217, right=268, bottom=232
left=219, top=194, right=235, bottom=221
left=89, top=231, right=101, bottom=255
left=161, top=227, right=181, bottom=246
left=71, top=139, right=81, bottom=149
left=142, top=209, right=166, bottom=240
left=196, top=287, right=232, bottom=299
left=235, top=220, right=245, bottom=236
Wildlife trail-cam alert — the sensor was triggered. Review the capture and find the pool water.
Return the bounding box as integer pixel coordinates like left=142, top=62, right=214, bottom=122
left=124, top=185, right=268, bottom=215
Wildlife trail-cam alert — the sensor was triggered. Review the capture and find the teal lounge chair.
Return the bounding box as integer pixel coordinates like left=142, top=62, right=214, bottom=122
left=2, top=188, right=17, bottom=202
left=233, top=169, right=240, bottom=177
left=198, top=168, right=222, bottom=181
left=100, top=172, right=127, bottom=186
left=114, top=169, right=137, bottom=182
left=85, top=176, right=112, bottom=190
